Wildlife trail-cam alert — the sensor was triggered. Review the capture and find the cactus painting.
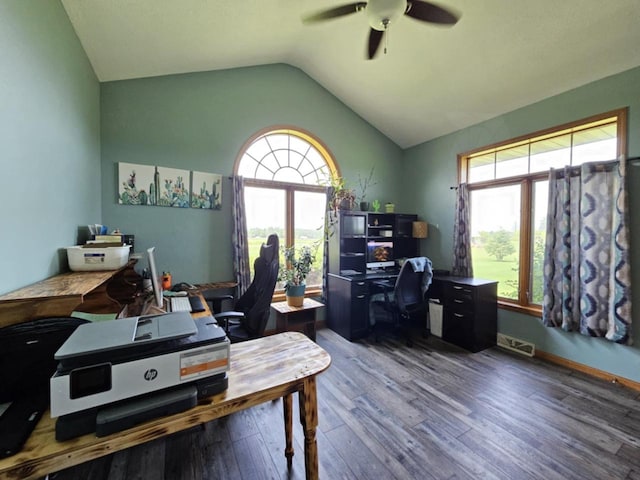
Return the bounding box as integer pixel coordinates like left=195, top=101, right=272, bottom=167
left=118, top=163, right=221, bottom=210
left=118, top=163, right=189, bottom=208
left=156, top=166, right=190, bottom=208
left=118, top=162, right=155, bottom=205
left=190, top=171, right=222, bottom=209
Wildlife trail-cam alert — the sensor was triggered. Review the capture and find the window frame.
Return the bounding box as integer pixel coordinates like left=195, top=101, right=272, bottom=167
left=235, top=126, right=339, bottom=302
left=458, top=108, right=627, bottom=316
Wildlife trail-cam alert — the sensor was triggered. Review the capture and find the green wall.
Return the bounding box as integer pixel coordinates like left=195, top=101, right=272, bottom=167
left=100, top=65, right=402, bottom=283
left=402, top=66, right=640, bottom=383
left=0, top=1, right=100, bottom=295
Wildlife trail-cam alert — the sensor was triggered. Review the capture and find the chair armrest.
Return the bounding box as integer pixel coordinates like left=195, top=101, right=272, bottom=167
left=203, top=294, right=234, bottom=314
left=203, top=293, right=234, bottom=302
left=372, top=280, right=393, bottom=289
left=371, top=280, right=394, bottom=304
left=213, top=311, right=245, bottom=320
left=213, top=311, right=245, bottom=336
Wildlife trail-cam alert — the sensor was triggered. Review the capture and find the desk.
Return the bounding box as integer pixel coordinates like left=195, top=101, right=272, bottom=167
left=428, top=276, right=498, bottom=352
left=0, top=332, right=331, bottom=480
left=271, top=298, right=324, bottom=341
left=0, top=261, right=140, bottom=329
left=327, top=271, right=400, bottom=341
left=194, top=281, right=237, bottom=291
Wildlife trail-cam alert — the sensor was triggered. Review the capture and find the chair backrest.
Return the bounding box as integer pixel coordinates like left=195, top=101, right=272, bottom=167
left=393, top=260, right=426, bottom=315
left=234, top=234, right=279, bottom=338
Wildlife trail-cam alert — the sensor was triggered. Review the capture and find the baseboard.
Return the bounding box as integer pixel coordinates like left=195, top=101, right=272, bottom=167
left=535, top=349, right=640, bottom=393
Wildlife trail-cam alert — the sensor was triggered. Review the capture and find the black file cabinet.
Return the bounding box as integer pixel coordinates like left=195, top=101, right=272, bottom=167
left=433, top=276, right=498, bottom=352
left=327, top=274, right=370, bottom=341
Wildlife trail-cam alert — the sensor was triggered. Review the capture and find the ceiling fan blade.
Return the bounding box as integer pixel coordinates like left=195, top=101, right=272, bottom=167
left=303, top=2, right=367, bottom=24
left=405, top=0, right=459, bottom=25
left=367, top=28, right=384, bottom=59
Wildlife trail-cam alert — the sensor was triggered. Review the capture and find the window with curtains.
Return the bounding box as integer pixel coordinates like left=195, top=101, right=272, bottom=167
left=235, top=127, right=338, bottom=295
left=458, top=108, right=627, bottom=314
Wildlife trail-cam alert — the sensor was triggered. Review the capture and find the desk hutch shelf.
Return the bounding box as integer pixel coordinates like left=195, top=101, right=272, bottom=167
left=327, top=211, right=419, bottom=340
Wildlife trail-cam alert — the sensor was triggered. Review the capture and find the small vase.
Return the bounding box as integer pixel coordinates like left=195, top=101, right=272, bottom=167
left=360, top=201, right=370, bottom=211
left=286, top=284, right=306, bottom=307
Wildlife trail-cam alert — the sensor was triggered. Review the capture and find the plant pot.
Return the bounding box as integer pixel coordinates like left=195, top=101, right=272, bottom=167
left=359, top=201, right=370, bottom=211
left=286, top=284, right=306, bottom=307
left=339, top=198, right=353, bottom=211
left=286, top=285, right=306, bottom=307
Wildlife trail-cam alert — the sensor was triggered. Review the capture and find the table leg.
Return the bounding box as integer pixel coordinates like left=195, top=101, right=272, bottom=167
left=283, top=393, right=294, bottom=469
left=298, top=376, right=319, bottom=480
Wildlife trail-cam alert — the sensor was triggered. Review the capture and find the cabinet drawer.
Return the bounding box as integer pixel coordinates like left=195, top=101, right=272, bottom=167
left=449, top=296, right=474, bottom=314
left=350, top=289, right=370, bottom=338
left=351, top=280, right=368, bottom=297
left=447, top=283, right=475, bottom=302
left=442, top=310, right=473, bottom=349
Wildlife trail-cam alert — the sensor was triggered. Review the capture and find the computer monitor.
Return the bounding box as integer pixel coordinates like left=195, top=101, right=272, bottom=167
left=366, top=241, right=394, bottom=269
left=147, top=247, right=163, bottom=308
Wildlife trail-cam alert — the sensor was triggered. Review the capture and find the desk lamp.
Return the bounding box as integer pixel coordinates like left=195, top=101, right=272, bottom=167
left=413, top=221, right=428, bottom=256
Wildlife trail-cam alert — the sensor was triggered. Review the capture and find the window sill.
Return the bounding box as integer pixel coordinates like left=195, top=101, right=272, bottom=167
left=498, top=300, right=542, bottom=318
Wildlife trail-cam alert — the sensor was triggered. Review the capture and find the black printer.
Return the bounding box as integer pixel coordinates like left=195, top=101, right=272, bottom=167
left=0, top=317, right=87, bottom=458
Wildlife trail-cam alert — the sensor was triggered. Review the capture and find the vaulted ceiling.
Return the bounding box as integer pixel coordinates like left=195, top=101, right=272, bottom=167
left=61, top=0, right=640, bottom=148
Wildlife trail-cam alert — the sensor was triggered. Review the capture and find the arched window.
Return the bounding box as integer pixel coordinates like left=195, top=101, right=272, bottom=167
left=235, top=127, right=338, bottom=294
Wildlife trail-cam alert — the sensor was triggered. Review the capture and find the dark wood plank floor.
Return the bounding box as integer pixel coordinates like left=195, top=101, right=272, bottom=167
left=51, top=328, right=640, bottom=480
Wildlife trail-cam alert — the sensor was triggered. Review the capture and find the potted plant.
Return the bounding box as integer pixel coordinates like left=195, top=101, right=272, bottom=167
left=324, top=174, right=355, bottom=239
left=279, top=244, right=317, bottom=307
left=329, top=175, right=355, bottom=212
left=356, top=167, right=377, bottom=211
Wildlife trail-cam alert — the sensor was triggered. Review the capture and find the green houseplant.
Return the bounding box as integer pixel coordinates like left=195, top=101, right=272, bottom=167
left=328, top=174, right=355, bottom=213
left=356, top=167, right=377, bottom=211
left=279, top=244, right=317, bottom=307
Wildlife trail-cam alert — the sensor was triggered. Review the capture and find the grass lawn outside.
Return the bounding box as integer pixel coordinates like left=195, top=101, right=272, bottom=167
left=471, top=245, right=518, bottom=299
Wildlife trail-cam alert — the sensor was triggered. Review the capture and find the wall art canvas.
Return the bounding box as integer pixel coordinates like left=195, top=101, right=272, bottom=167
left=156, top=166, right=190, bottom=208
left=191, top=171, right=222, bottom=209
left=118, top=162, right=156, bottom=205
left=118, top=163, right=190, bottom=207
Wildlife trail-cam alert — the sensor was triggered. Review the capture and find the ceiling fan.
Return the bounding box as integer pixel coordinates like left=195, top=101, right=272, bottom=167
left=302, top=0, right=460, bottom=59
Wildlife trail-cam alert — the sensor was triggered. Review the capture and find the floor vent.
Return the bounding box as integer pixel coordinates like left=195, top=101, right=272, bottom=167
left=496, top=334, right=535, bottom=357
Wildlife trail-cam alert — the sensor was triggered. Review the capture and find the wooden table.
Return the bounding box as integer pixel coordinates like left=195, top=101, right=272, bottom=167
left=271, top=298, right=325, bottom=341
left=0, top=332, right=331, bottom=480
left=0, top=261, right=140, bottom=329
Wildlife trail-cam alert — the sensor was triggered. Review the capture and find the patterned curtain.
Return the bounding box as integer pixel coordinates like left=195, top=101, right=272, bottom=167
left=452, top=183, right=473, bottom=277
left=232, top=176, right=251, bottom=295
left=542, top=158, right=632, bottom=344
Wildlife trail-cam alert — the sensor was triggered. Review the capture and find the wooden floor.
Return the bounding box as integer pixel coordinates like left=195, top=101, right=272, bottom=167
left=51, top=328, right=640, bottom=480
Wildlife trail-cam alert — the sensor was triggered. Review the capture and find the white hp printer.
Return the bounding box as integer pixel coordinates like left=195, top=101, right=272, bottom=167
left=50, top=312, right=229, bottom=440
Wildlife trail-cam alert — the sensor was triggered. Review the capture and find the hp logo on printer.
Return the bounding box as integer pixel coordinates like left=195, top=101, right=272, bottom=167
left=144, top=369, right=158, bottom=381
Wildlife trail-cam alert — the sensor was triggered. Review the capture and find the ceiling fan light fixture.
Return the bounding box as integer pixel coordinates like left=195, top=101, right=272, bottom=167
left=366, top=0, right=406, bottom=31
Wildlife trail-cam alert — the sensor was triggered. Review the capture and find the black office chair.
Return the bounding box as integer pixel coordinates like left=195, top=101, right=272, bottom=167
left=370, top=257, right=433, bottom=346
left=214, top=234, right=279, bottom=343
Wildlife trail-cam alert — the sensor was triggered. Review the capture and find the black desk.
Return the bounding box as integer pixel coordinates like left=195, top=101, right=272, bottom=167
left=327, top=273, right=498, bottom=350
left=428, top=276, right=498, bottom=352
left=327, top=271, right=400, bottom=341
